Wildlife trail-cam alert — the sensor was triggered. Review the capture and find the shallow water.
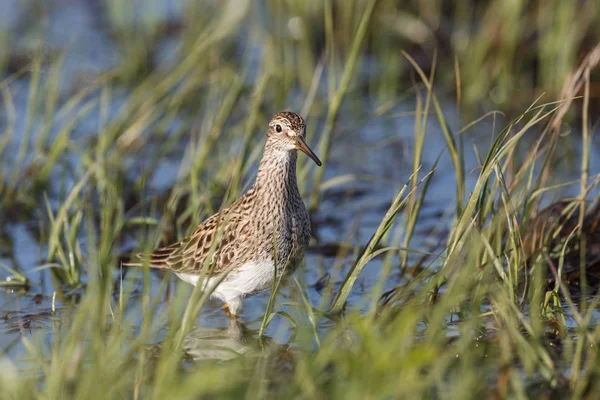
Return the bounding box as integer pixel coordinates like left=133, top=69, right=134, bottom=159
left=1, top=0, right=599, bottom=372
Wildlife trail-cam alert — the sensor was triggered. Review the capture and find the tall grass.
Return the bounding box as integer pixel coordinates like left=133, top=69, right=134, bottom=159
left=0, top=0, right=599, bottom=398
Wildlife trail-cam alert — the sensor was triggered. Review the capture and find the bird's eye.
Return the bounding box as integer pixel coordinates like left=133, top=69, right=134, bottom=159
left=276, top=124, right=282, bottom=133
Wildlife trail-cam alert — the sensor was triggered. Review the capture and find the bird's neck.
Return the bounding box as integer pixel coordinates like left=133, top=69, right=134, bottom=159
left=254, top=148, right=299, bottom=199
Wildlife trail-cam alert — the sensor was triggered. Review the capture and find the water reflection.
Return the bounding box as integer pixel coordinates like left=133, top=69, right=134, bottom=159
left=183, top=319, right=257, bottom=362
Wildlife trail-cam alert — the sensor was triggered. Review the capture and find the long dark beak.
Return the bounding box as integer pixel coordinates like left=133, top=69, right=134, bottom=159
left=296, top=136, right=322, bottom=166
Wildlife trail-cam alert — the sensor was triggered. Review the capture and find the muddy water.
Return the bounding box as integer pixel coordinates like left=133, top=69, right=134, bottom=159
left=1, top=0, right=599, bottom=364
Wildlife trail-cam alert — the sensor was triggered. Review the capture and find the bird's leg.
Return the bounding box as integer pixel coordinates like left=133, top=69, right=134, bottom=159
left=223, top=303, right=236, bottom=319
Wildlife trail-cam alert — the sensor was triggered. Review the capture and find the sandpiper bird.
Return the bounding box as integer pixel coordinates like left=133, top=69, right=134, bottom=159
left=129, top=111, right=321, bottom=318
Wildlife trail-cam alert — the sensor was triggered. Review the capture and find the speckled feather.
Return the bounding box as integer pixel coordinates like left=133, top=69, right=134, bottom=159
left=130, top=111, right=318, bottom=310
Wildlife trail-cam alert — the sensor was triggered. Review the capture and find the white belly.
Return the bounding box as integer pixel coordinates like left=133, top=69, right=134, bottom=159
left=175, top=260, right=277, bottom=315
left=176, top=260, right=276, bottom=292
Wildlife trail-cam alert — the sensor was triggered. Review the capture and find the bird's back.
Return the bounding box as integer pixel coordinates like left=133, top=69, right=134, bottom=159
left=140, top=191, right=258, bottom=276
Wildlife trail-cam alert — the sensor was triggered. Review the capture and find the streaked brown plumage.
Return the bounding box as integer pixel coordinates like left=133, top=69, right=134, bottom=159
left=129, top=111, right=322, bottom=317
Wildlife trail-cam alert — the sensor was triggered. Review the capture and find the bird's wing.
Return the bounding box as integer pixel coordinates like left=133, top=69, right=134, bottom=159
left=128, top=187, right=259, bottom=276
left=140, top=208, right=250, bottom=276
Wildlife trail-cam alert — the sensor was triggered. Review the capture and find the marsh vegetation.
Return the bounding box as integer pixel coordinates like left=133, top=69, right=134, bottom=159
left=1, top=0, right=600, bottom=398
